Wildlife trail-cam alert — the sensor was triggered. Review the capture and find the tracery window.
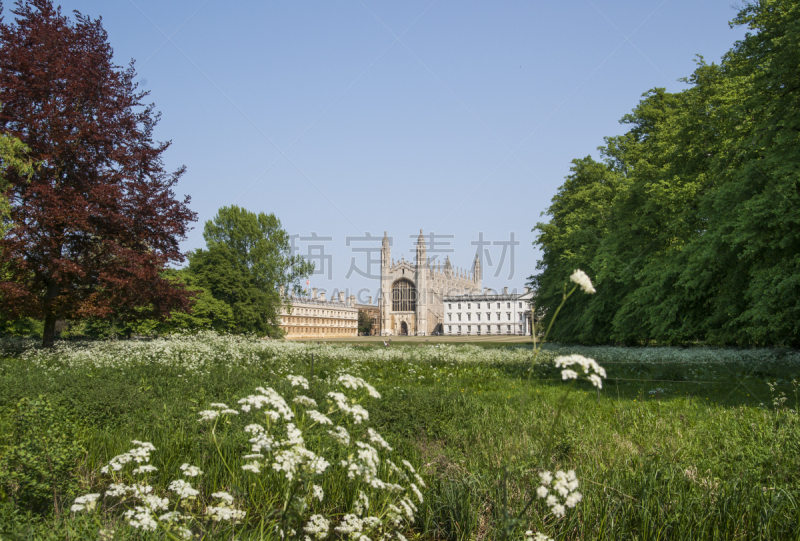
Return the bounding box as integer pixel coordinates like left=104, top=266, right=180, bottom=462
left=392, top=279, right=417, bottom=312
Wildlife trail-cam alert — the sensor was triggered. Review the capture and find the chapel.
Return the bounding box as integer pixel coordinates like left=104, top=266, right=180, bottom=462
left=380, top=230, right=481, bottom=335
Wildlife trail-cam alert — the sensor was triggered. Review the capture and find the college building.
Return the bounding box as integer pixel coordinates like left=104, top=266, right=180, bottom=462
left=278, top=289, right=358, bottom=339
left=443, top=287, right=534, bottom=336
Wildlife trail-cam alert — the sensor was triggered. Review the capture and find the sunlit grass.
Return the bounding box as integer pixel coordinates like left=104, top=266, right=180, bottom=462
left=1, top=334, right=798, bottom=539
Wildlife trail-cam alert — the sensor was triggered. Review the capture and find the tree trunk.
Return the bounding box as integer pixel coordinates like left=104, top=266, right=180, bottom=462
left=43, top=312, right=57, bottom=348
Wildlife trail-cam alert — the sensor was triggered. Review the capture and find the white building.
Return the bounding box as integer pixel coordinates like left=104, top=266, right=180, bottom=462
left=443, top=287, right=534, bottom=336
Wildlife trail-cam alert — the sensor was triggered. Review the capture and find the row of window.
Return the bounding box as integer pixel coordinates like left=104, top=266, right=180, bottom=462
left=447, top=324, right=517, bottom=334
left=289, top=308, right=356, bottom=318
left=448, top=302, right=523, bottom=310
left=448, top=312, right=522, bottom=322
left=282, top=317, right=356, bottom=326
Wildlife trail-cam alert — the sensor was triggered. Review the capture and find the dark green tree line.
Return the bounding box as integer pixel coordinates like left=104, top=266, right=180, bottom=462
left=532, top=0, right=800, bottom=346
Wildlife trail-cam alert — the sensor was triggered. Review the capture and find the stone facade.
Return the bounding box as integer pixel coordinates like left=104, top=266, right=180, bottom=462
left=279, top=289, right=358, bottom=339
left=443, top=288, right=535, bottom=336
left=380, top=230, right=482, bottom=335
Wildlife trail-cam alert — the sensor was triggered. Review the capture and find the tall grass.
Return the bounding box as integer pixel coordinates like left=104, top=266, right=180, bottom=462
left=1, top=333, right=798, bottom=539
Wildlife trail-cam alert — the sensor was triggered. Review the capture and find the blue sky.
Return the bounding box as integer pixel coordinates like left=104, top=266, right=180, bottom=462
left=40, top=0, right=747, bottom=302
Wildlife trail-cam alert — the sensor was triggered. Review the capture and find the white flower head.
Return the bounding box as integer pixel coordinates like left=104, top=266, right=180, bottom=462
left=294, top=395, right=318, bottom=408
left=570, top=269, right=596, bottom=294
left=71, top=493, right=101, bottom=512
left=180, top=463, right=203, bottom=477
left=287, top=374, right=310, bottom=390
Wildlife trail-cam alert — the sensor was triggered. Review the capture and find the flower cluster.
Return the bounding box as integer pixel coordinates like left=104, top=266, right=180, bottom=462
left=570, top=269, right=596, bottom=294
left=554, top=354, right=607, bottom=388
left=72, top=440, right=245, bottom=536
left=536, top=470, right=582, bottom=518
left=328, top=391, right=370, bottom=423
left=525, top=531, right=554, bottom=541
left=71, top=373, right=421, bottom=540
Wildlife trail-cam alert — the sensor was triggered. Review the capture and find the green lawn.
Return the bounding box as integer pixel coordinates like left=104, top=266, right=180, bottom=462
left=0, top=335, right=798, bottom=540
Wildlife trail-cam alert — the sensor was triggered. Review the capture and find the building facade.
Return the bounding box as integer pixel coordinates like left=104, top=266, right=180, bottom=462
left=279, top=289, right=358, bottom=339
left=380, top=230, right=482, bottom=335
left=443, top=288, right=534, bottom=336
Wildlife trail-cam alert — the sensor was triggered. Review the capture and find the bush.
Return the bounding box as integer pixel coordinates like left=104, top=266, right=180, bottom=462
left=0, top=397, right=86, bottom=514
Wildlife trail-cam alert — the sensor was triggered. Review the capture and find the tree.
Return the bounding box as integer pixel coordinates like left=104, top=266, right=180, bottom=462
left=188, top=206, right=313, bottom=336
left=0, top=126, right=33, bottom=232
left=0, top=1, right=196, bottom=346
left=358, top=310, right=374, bottom=335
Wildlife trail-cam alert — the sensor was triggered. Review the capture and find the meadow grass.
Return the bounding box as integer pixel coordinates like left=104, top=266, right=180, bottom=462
left=0, top=334, right=798, bottom=539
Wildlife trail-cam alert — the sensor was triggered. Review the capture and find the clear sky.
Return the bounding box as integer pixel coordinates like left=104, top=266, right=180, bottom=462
left=34, top=0, right=747, bottom=302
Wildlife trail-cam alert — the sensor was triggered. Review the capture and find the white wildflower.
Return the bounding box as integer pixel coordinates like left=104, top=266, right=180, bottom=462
left=334, top=514, right=364, bottom=534
left=561, top=369, right=578, bottom=380
left=209, top=402, right=229, bottom=409
left=198, top=410, right=219, bottom=422
left=70, top=493, right=101, bottom=512
left=244, top=424, right=265, bottom=434
left=307, top=410, right=333, bottom=425
left=367, top=427, right=392, bottom=450
left=570, top=269, right=596, bottom=294
left=312, top=484, right=324, bottom=502
left=354, top=490, right=369, bottom=515
left=180, top=463, right=203, bottom=477
left=287, top=374, right=310, bottom=390
left=304, top=514, right=330, bottom=539
left=132, top=465, right=157, bottom=474
left=294, top=395, right=318, bottom=408
left=205, top=505, right=246, bottom=523
left=242, top=461, right=262, bottom=474
left=328, top=426, right=351, bottom=446
left=525, top=531, right=554, bottom=541
left=168, top=479, right=199, bottom=499
left=124, top=506, right=158, bottom=531
left=212, top=491, right=234, bottom=505
left=337, top=374, right=381, bottom=398
left=106, top=483, right=130, bottom=497
left=410, top=483, right=424, bottom=503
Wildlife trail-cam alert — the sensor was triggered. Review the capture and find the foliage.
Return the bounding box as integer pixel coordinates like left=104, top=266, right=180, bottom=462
left=358, top=310, right=374, bottom=335
left=0, top=0, right=196, bottom=347
left=0, top=397, right=86, bottom=515
left=532, top=0, right=800, bottom=346
left=0, top=126, right=33, bottom=231
left=187, top=206, right=313, bottom=337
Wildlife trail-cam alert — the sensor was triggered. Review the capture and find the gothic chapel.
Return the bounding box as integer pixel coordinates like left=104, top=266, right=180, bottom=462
left=380, top=230, right=482, bottom=335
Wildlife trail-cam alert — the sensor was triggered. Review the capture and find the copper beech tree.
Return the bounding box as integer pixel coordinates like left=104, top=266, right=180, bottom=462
left=0, top=1, right=196, bottom=346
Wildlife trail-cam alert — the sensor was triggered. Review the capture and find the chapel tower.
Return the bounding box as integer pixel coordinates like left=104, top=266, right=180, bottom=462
left=414, top=229, right=428, bottom=335
left=380, top=231, right=392, bottom=336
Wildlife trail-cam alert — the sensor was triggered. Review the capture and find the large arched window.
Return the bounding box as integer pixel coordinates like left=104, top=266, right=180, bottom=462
left=392, top=279, right=416, bottom=312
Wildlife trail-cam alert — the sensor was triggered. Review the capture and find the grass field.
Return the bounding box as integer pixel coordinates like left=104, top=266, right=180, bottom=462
left=1, top=334, right=798, bottom=540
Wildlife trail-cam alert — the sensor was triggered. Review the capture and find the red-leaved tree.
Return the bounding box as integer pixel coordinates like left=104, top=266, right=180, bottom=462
left=0, top=0, right=197, bottom=346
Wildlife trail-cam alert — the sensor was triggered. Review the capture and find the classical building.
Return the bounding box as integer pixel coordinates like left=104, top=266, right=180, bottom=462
left=279, top=289, right=358, bottom=339
left=443, top=287, right=535, bottom=336
left=380, top=230, right=482, bottom=335
left=354, top=296, right=381, bottom=336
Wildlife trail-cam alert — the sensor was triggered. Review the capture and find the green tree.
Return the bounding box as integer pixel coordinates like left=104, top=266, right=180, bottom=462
left=188, top=207, right=313, bottom=336
left=532, top=0, right=800, bottom=346
left=0, top=129, right=33, bottom=230
left=531, top=156, right=621, bottom=343
left=358, top=310, right=374, bottom=335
